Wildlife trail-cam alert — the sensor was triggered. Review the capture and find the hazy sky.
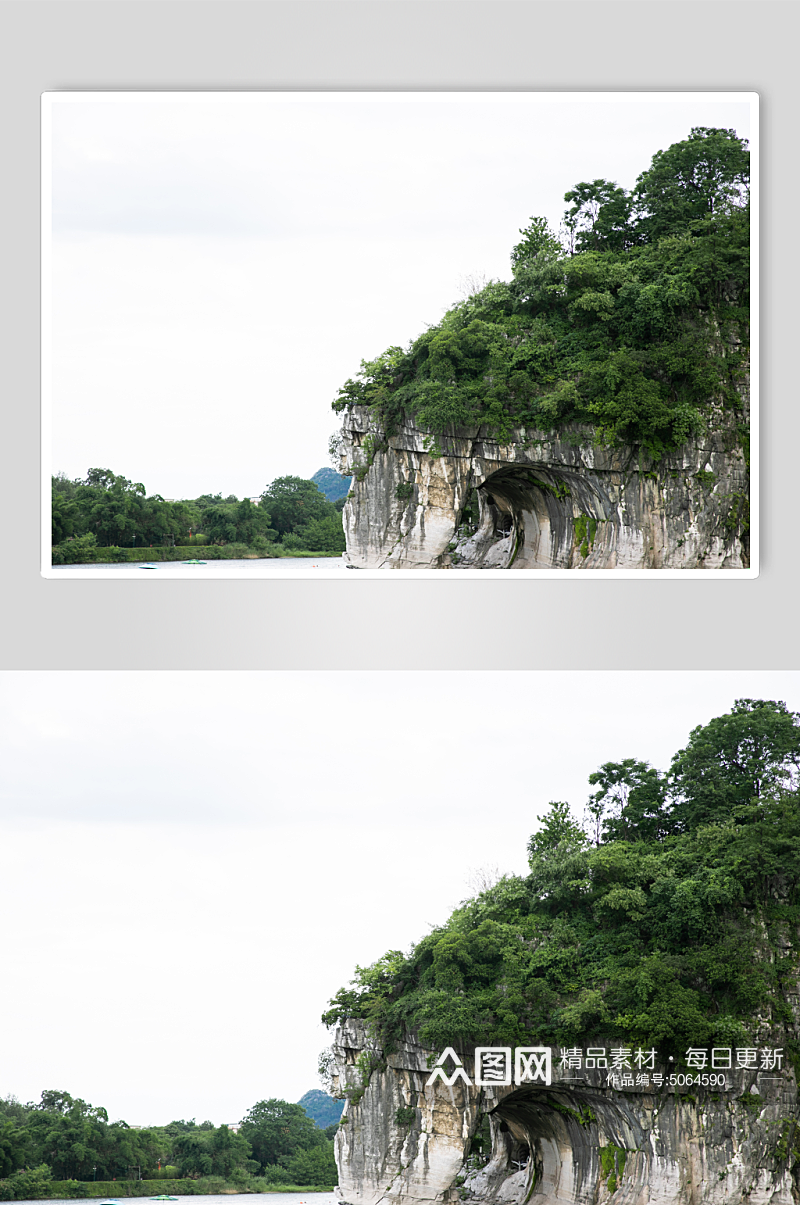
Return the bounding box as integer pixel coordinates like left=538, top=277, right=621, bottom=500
left=0, top=669, right=790, bottom=1126
left=46, top=92, right=752, bottom=500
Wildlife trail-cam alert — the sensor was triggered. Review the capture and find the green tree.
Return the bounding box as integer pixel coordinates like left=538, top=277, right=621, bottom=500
left=72, top=470, right=144, bottom=546
left=52, top=470, right=199, bottom=551
left=586, top=759, right=669, bottom=843
left=260, top=478, right=332, bottom=538
left=293, top=514, right=346, bottom=554
left=526, top=801, right=591, bottom=906
left=172, top=1132, right=213, bottom=1178
left=208, top=1125, right=256, bottom=1178
left=527, top=799, right=587, bottom=855
left=233, top=498, right=274, bottom=545
left=21, top=1090, right=161, bottom=1182
left=23, top=1091, right=108, bottom=1180
left=0, top=1164, right=54, bottom=1200
left=0, top=1120, right=27, bottom=1177
left=633, top=126, right=749, bottom=242
left=52, top=532, right=102, bottom=564
left=170, top=1124, right=256, bottom=1179
left=83, top=468, right=118, bottom=490
left=668, top=698, right=800, bottom=830
left=562, top=179, right=634, bottom=253
left=198, top=498, right=276, bottom=546
left=282, top=1140, right=337, bottom=1186
left=202, top=504, right=238, bottom=545
left=0, top=1098, right=31, bottom=1126
left=51, top=484, right=79, bottom=544
left=239, top=1099, right=324, bottom=1172
left=509, top=216, right=563, bottom=272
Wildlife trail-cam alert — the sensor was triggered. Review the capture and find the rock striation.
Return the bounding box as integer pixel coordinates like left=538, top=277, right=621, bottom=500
left=336, top=400, right=750, bottom=570
left=330, top=1020, right=798, bottom=1205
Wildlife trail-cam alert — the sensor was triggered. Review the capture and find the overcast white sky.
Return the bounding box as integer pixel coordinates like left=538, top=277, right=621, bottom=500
left=0, top=669, right=791, bottom=1126
left=45, top=92, right=752, bottom=500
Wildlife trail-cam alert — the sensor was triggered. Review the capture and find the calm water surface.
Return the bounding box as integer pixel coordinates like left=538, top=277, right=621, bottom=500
left=47, top=558, right=347, bottom=579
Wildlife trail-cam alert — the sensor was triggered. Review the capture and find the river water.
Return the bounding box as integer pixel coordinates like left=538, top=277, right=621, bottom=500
left=46, top=558, right=348, bottom=579
left=14, top=1196, right=338, bottom=1205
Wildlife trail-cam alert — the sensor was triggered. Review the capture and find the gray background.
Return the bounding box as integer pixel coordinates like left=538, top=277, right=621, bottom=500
left=2, top=1, right=794, bottom=669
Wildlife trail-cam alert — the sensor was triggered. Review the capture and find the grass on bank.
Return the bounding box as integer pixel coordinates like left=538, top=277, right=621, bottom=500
left=51, top=543, right=343, bottom=565
left=0, top=1174, right=335, bottom=1201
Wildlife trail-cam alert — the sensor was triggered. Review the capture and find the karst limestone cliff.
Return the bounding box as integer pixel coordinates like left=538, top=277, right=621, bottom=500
left=336, top=401, right=750, bottom=570
left=330, top=1021, right=798, bottom=1205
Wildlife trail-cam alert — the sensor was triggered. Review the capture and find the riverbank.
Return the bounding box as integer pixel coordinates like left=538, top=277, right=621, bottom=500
left=45, top=557, right=347, bottom=578
left=51, top=545, right=342, bottom=566
left=0, top=1179, right=335, bottom=1201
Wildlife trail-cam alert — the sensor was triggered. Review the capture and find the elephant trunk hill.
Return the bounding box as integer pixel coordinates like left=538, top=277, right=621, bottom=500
left=331, top=127, right=751, bottom=570
left=337, top=399, right=749, bottom=570
left=322, top=701, right=800, bottom=1204
left=330, top=1020, right=798, bottom=1205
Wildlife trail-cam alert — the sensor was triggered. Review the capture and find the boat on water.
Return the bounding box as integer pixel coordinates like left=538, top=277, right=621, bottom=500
left=181, top=560, right=206, bottom=565
left=138, top=563, right=158, bottom=569
left=150, top=1195, right=179, bottom=1200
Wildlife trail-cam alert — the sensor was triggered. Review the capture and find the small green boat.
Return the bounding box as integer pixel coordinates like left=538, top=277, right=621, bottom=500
left=181, top=560, right=206, bottom=565
left=151, top=1196, right=179, bottom=1201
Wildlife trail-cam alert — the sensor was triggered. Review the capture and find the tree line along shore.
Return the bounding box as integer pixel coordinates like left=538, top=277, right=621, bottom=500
left=51, top=470, right=349, bottom=565
left=0, top=1091, right=342, bottom=1201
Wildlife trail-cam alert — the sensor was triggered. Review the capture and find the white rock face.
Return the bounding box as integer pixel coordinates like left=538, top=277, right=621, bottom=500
left=331, top=1022, right=797, bottom=1205
left=336, top=394, right=750, bottom=569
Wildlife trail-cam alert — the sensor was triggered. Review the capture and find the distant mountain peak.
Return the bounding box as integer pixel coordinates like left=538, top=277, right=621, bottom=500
left=311, top=467, right=351, bottom=503
left=297, top=1089, right=344, bottom=1129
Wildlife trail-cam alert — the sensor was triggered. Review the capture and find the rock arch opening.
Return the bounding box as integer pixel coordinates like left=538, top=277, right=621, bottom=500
left=464, top=1085, right=645, bottom=1205
left=339, top=402, right=750, bottom=568
left=453, top=466, right=611, bottom=569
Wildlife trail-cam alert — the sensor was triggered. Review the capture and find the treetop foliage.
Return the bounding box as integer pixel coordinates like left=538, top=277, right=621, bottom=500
left=322, top=699, right=799, bottom=1061
left=633, top=126, right=750, bottom=243
left=332, top=128, right=750, bottom=460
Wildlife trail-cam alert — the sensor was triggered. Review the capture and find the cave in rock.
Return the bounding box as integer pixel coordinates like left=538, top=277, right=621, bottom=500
left=471, top=1084, right=644, bottom=1205
left=455, top=465, right=607, bottom=569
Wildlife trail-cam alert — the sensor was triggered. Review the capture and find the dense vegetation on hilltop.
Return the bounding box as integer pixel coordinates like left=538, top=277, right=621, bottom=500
left=332, top=128, right=750, bottom=459
left=323, top=700, right=799, bottom=1068
left=0, top=1091, right=338, bottom=1197
left=51, top=471, right=347, bottom=563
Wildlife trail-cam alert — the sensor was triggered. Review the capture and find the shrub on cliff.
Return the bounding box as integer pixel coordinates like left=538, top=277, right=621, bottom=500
left=322, top=699, right=798, bottom=1062
left=332, top=128, right=749, bottom=461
